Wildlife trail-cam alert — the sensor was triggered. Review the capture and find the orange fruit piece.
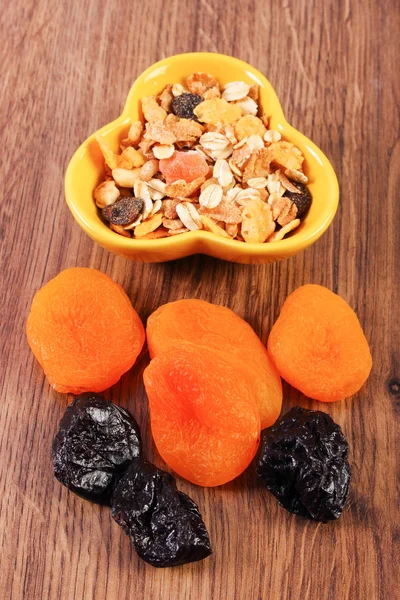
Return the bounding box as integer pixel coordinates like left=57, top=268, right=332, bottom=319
left=159, top=150, right=209, bottom=184
left=268, top=284, right=372, bottom=402
left=26, top=268, right=145, bottom=394
left=146, top=299, right=282, bottom=429
left=143, top=344, right=260, bottom=487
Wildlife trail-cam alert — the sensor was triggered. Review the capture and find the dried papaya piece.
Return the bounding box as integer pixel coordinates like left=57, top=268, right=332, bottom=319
left=146, top=299, right=282, bottom=429
left=268, top=285, right=372, bottom=402
left=143, top=344, right=260, bottom=487
left=26, top=268, right=145, bottom=394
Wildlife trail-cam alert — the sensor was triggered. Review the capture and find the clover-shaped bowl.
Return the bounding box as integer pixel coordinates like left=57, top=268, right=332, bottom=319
left=65, top=53, right=339, bottom=264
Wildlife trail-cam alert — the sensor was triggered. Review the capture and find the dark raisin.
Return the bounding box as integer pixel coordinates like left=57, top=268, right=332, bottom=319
left=256, top=406, right=351, bottom=522
left=283, top=181, right=312, bottom=217
left=171, top=93, right=203, bottom=120
left=111, top=459, right=212, bottom=567
left=52, top=393, right=142, bottom=505
left=102, top=197, right=143, bottom=225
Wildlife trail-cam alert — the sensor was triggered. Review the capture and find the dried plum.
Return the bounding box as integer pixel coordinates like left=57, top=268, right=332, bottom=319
left=283, top=181, right=312, bottom=217
left=52, top=393, right=141, bottom=505
left=111, top=459, right=212, bottom=567
left=256, top=406, right=351, bottom=522
left=172, top=93, right=203, bottom=121
left=102, top=196, right=143, bottom=225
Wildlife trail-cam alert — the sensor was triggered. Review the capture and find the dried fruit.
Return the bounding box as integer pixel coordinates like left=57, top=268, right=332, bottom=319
left=26, top=268, right=145, bottom=394
left=283, top=181, right=312, bottom=217
left=257, top=407, right=351, bottom=522
left=52, top=393, right=142, bottom=505
left=268, top=284, right=373, bottom=402
left=102, top=197, right=143, bottom=226
left=160, top=150, right=209, bottom=184
left=144, top=344, right=261, bottom=486
left=171, top=93, right=203, bottom=120
left=111, top=459, right=211, bottom=567
left=194, top=98, right=242, bottom=125
left=146, top=299, right=282, bottom=429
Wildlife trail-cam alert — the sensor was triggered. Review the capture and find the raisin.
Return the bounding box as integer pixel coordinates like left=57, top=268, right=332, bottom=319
left=256, top=406, right=351, bottom=522
left=102, top=197, right=143, bottom=225
left=283, top=182, right=312, bottom=217
left=171, top=93, right=203, bottom=121
left=111, top=459, right=212, bottom=567
left=52, top=393, right=141, bottom=505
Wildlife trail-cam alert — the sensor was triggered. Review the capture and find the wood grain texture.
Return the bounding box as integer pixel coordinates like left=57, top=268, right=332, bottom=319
left=1, top=0, right=399, bottom=598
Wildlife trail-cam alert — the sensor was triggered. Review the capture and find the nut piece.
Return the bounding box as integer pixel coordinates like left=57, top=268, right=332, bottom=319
left=222, top=81, right=250, bottom=102
left=102, top=197, right=144, bottom=226
left=112, top=167, right=141, bottom=188
left=128, top=121, right=144, bottom=144
left=199, top=183, right=223, bottom=209
left=176, top=202, right=202, bottom=231
left=94, top=180, right=120, bottom=208
left=241, top=199, right=275, bottom=243
left=140, top=159, right=159, bottom=182
left=158, top=85, right=174, bottom=112
left=134, top=213, right=163, bottom=237
left=267, top=218, right=300, bottom=242
left=141, top=96, right=167, bottom=122
left=152, top=144, right=175, bottom=159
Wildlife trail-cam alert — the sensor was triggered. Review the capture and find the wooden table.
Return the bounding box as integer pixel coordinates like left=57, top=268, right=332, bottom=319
left=1, top=1, right=398, bottom=598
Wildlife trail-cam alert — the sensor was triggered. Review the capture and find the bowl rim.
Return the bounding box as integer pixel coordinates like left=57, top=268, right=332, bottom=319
left=65, top=52, right=339, bottom=257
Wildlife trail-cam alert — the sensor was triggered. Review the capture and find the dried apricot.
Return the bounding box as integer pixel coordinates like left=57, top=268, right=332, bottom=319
left=146, top=299, right=282, bottom=429
left=26, top=268, right=145, bottom=394
left=159, top=150, right=209, bottom=184
left=268, top=285, right=372, bottom=402
left=143, top=344, right=260, bottom=487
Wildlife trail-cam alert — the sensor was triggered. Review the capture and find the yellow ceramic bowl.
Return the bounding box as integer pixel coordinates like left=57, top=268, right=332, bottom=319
left=65, top=53, right=339, bottom=264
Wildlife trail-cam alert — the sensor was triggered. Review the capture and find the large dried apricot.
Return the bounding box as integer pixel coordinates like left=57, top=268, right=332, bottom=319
left=146, top=299, right=282, bottom=429
left=143, top=344, right=260, bottom=487
left=268, top=285, right=372, bottom=402
left=159, top=150, right=209, bottom=184
left=26, top=268, right=145, bottom=394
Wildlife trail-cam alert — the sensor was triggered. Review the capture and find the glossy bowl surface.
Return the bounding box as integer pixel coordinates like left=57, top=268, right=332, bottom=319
left=65, top=53, right=339, bottom=263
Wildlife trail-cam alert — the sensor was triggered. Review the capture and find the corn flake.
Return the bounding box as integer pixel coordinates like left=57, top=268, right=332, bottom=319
left=194, top=98, right=242, bottom=125
left=200, top=215, right=230, bottom=238
left=165, top=176, right=205, bottom=199
left=141, top=96, right=167, bottom=122
left=234, top=115, right=266, bottom=141
left=267, top=141, right=304, bottom=171
left=134, top=213, right=163, bottom=238
left=187, top=73, right=220, bottom=98
left=241, top=199, right=275, bottom=243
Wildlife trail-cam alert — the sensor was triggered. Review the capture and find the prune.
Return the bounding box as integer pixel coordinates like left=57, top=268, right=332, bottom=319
left=171, top=93, right=203, bottom=120
left=111, top=459, right=212, bottom=567
left=256, top=407, right=351, bottom=522
left=102, top=196, right=143, bottom=225
left=283, top=181, right=312, bottom=217
left=53, top=393, right=141, bottom=505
